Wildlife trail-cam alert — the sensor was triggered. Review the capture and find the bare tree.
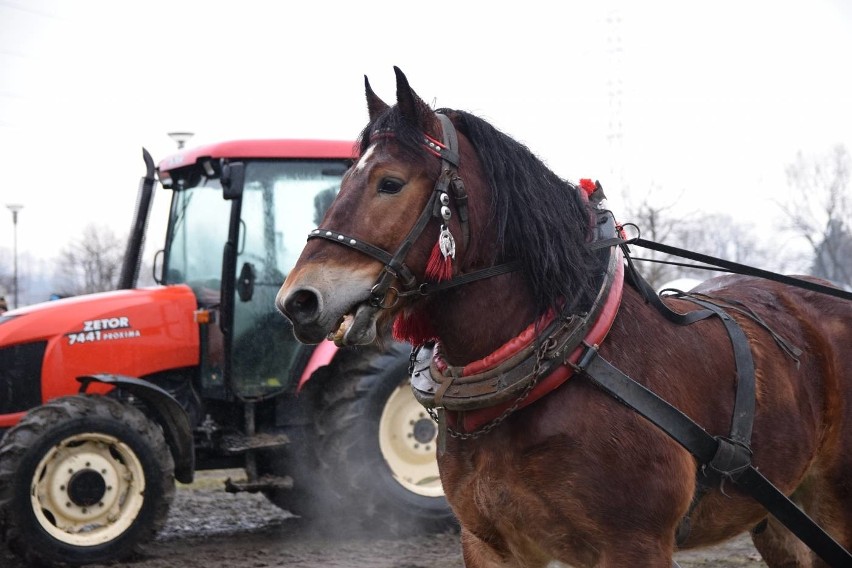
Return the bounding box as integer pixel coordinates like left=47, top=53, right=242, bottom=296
left=782, top=144, right=851, bottom=287
left=620, top=189, right=683, bottom=289
left=54, top=224, right=126, bottom=296
left=622, top=194, right=780, bottom=290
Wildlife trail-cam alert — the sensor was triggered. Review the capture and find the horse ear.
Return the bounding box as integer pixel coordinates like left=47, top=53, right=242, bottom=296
left=394, top=66, right=437, bottom=132
left=365, top=75, right=390, bottom=121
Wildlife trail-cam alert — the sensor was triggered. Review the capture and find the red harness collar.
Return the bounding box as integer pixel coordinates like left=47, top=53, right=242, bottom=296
left=440, top=251, right=624, bottom=432
left=407, top=179, right=624, bottom=434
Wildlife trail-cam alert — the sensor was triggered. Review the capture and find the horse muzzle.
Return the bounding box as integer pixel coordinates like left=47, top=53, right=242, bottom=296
left=277, top=285, right=328, bottom=343
left=277, top=284, right=381, bottom=346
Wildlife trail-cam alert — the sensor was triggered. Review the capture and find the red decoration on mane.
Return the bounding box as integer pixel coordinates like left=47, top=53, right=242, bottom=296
left=579, top=178, right=596, bottom=197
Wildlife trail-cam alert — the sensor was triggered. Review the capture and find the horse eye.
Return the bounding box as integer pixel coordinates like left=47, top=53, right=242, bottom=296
left=378, top=178, right=405, bottom=194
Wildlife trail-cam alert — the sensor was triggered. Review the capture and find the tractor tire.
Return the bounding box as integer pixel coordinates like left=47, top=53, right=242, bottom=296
left=0, top=395, right=175, bottom=567
left=304, top=343, right=455, bottom=534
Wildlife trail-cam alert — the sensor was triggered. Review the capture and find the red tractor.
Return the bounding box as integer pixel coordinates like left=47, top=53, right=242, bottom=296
left=0, top=140, right=453, bottom=566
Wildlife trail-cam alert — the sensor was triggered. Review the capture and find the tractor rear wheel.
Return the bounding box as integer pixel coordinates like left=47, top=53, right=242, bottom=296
left=312, top=343, right=454, bottom=534
left=0, top=395, right=174, bottom=567
left=259, top=343, right=455, bottom=534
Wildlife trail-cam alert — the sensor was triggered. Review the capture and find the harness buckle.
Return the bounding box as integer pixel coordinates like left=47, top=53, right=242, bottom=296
left=706, top=437, right=753, bottom=483
left=570, top=342, right=600, bottom=372
left=369, top=282, right=401, bottom=310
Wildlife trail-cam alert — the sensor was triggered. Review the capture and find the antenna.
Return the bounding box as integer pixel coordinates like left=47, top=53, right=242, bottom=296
left=605, top=10, right=625, bottom=194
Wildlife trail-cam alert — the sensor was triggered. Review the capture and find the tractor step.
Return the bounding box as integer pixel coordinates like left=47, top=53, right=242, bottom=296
left=219, top=432, right=290, bottom=454
left=224, top=474, right=294, bottom=494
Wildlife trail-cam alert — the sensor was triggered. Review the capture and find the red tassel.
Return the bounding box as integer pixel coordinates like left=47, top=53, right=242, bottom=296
left=425, top=240, right=453, bottom=282
left=393, top=310, right=437, bottom=345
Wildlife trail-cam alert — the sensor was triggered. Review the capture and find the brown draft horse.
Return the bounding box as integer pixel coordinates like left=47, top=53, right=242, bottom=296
left=277, top=68, right=852, bottom=567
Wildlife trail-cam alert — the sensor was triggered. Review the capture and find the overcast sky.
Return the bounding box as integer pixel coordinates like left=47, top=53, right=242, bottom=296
left=1, top=0, right=851, bottom=268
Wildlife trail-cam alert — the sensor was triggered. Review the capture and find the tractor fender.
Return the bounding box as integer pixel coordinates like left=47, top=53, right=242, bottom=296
left=296, top=340, right=339, bottom=392
left=77, top=373, right=195, bottom=483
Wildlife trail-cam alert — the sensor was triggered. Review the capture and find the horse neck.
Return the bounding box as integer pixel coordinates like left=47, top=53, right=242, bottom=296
left=425, top=131, right=550, bottom=363
left=428, top=271, right=539, bottom=365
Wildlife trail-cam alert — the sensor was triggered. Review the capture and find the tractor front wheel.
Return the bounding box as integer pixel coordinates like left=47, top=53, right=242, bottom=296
left=0, top=395, right=175, bottom=567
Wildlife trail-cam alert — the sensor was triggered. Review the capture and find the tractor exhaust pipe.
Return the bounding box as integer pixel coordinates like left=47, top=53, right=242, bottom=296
left=118, top=148, right=156, bottom=290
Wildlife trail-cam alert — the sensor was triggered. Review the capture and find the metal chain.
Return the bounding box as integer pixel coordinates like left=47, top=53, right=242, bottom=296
left=427, top=337, right=557, bottom=440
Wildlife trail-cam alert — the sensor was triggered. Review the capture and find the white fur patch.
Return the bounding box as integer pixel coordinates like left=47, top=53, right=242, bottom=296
left=354, top=144, right=376, bottom=172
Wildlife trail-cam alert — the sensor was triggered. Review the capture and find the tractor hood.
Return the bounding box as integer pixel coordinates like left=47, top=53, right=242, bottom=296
left=0, top=285, right=198, bottom=344
left=0, top=285, right=201, bottom=409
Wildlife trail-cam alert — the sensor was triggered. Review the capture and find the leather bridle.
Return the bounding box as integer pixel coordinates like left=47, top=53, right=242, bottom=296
left=307, top=113, right=517, bottom=309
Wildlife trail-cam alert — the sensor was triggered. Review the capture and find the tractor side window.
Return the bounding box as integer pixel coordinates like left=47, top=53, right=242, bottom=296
left=164, top=180, right=230, bottom=305
left=239, top=160, right=344, bottom=281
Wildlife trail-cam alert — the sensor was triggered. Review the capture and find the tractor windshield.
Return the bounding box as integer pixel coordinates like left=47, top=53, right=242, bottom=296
left=163, top=159, right=346, bottom=300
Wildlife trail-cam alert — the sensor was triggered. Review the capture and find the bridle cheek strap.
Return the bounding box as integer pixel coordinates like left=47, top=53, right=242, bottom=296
left=433, top=114, right=470, bottom=249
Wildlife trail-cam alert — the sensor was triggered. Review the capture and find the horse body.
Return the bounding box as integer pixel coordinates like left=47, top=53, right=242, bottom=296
left=442, top=277, right=852, bottom=567
left=277, top=68, right=852, bottom=567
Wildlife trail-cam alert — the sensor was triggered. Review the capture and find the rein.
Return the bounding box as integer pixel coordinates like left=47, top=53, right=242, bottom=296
left=307, top=113, right=519, bottom=308
left=590, top=234, right=852, bottom=303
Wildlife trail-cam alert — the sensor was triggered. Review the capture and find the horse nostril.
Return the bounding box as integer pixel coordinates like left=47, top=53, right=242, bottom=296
left=283, top=288, right=321, bottom=324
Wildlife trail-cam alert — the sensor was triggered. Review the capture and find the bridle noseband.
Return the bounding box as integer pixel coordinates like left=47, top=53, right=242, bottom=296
left=307, top=113, right=515, bottom=309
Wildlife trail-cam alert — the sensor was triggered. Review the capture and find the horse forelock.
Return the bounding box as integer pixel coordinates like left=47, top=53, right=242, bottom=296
left=357, top=107, right=433, bottom=162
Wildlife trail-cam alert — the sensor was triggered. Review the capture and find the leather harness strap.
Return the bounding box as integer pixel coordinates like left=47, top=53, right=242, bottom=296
left=591, top=235, right=852, bottom=303
left=575, top=346, right=852, bottom=567
left=683, top=297, right=755, bottom=448
left=574, top=251, right=851, bottom=566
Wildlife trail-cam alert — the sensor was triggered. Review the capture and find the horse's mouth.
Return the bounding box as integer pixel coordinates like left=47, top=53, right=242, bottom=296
left=328, top=301, right=381, bottom=346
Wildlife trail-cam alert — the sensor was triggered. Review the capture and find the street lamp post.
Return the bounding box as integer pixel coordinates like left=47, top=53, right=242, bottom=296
left=167, top=132, right=194, bottom=149
left=6, top=204, right=23, bottom=309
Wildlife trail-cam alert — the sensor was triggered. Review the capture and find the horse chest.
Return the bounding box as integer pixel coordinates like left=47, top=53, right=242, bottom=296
left=441, top=443, right=526, bottom=518
left=439, top=436, right=596, bottom=563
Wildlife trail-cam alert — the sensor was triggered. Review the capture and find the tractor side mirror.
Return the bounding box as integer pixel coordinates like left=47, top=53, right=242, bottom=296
left=236, top=262, right=256, bottom=302
left=221, top=162, right=245, bottom=200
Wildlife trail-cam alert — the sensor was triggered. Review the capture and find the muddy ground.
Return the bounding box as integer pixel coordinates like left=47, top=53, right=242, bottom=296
left=2, top=470, right=766, bottom=567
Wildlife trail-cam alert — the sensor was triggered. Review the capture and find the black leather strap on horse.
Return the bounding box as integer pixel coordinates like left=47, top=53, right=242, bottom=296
left=434, top=113, right=471, bottom=249
left=667, top=294, right=756, bottom=545
left=590, top=234, right=852, bottom=303
left=622, top=251, right=715, bottom=325
left=622, top=254, right=769, bottom=545
left=678, top=297, right=756, bottom=448
left=573, top=346, right=852, bottom=567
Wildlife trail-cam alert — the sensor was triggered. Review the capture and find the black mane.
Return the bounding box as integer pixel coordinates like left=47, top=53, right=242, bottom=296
left=359, top=107, right=603, bottom=316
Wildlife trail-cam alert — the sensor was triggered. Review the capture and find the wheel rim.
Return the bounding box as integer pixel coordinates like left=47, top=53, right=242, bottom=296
left=378, top=381, right=444, bottom=498
left=29, top=432, right=146, bottom=546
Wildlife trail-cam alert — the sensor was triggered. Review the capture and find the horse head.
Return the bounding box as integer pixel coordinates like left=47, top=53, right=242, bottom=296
left=278, top=68, right=601, bottom=363
left=277, top=67, right=484, bottom=348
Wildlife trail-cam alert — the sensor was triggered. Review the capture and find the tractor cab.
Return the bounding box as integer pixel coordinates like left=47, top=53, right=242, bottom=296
left=156, top=140, right=354, bottom=401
